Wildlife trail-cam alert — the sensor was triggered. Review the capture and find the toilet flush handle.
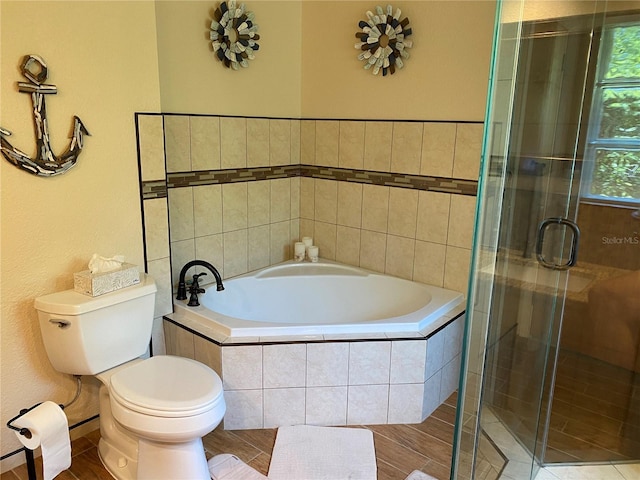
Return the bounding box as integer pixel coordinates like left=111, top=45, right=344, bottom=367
left=49, top=318, right=70, bottom=329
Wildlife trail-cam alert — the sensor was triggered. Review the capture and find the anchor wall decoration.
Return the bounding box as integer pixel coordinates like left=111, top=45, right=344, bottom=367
left=1, top=54, right=90, bottom=177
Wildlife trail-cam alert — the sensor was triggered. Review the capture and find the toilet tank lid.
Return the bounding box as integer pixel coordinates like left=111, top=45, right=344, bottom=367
left=34, top=274, right=157, bottom=316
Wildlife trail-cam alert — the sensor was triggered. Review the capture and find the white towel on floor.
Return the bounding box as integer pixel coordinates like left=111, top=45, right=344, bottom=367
left=268, top=425, right=377, bottom=480
left=404, top=471, right=438, bottom=480
left=208, top=454, right=267, bottom=480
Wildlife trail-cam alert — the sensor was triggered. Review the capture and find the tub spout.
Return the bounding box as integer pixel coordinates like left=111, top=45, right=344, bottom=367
left=176, top=260, right=224, bottom=303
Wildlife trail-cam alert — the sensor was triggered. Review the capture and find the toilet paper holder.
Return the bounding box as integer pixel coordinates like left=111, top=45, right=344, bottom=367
left=6, top=403, right=65, bottom=480
left=5, top=375, right=81, bottom=480
left=7, top=402, right=65, bottom=439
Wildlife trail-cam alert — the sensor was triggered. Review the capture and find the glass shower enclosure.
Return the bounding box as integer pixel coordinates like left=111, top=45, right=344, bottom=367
left=453, top=0, right=639, bottom=478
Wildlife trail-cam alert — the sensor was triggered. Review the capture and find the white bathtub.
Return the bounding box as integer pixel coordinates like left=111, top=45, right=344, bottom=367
left=172, top=260, right=464, bottom=341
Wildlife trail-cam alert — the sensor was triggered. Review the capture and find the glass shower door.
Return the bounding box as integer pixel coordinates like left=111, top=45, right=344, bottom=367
left=452, top=1, right=603, bottom=478
left=542, top=16, right=640, bottom=464
left=479, top=13, right=592, bottom=477
left=455, top=1, right=640, bottom=477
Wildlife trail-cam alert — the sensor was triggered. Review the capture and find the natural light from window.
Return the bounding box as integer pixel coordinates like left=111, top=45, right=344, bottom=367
left=582, top=21, right=640, bottom=205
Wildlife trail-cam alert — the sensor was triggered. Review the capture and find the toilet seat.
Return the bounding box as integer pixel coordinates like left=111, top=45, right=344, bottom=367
left=110, top=355, right=223, bottom=418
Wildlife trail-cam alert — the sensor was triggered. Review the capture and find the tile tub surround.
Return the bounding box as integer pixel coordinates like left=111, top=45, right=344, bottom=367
left=136, top=114, right=481, bottom=355
left=163, top=311, right=465, bottom=430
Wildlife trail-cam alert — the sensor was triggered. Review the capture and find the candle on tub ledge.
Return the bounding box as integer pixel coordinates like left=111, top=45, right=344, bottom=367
left=294, top=242, right=305, bottom=261
left=308, top=246, right=319, bottom=263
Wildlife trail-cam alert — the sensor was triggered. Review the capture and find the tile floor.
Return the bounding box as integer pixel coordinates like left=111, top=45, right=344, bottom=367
left=3, top=388, right=638, bottom=480
left=480, top=406, right=640, bottom=480
left=538, top=463, right=640, bottom=480
left=487, top=332, right=640, bottom=463
left=545, top=350, right=640, bottom=463
left=1, top=394, right=459, bottom=480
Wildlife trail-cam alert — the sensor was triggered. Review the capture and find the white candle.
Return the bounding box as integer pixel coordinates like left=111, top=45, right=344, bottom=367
left=294, top=242, right=305, bottom=261
left=302, top=236, right=313, bottom=248
left=308, top=245, right=319, bottom=263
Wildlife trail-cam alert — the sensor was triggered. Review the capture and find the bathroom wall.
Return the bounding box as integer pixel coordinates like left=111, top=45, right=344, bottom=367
left=300, top=1, right=495, bottom=120
left=298, top=119, right=480, bottom=293
left=575, top=203, right=640, bottom=270
left=138, top=114, right=306, bottom=334
left=1, top=0, right=496, bottom=471
left=0, top=1, right=161, bottom=470
left=154, top=0, right=302, bottom=116
left=153, top=1, right=496, bottom=120
left=502, top=0, right=640, bottom=23
left=137, top=115, right=481, bottom=345
left=145, top=0, right=495, bottom=331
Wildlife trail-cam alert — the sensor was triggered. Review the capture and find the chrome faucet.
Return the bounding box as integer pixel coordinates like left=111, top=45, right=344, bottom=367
left=176, top=260, right=224, bottom=306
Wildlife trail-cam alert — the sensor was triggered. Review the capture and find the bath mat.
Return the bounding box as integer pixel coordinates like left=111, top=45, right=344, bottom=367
left=208, top=454, right=268, bottom=480
left=405, top=471, right=438, bottom=480
left=267, top=425, right=377, bottom=480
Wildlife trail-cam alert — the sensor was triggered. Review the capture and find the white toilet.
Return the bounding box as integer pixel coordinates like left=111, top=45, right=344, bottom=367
left=35, top=274, right=225, bottom=480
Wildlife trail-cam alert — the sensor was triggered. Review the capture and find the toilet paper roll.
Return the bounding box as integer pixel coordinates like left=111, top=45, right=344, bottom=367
left=13, top=401, right=71, bottom=480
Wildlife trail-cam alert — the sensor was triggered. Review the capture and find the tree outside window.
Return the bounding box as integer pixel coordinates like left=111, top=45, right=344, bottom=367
left=583, top=22, right=640, bottom=204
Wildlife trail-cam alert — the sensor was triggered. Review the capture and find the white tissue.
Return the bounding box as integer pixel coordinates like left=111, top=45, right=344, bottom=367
left=88, top=253, right=125, bottom=274
left=13, top=401, right=71, bottom=480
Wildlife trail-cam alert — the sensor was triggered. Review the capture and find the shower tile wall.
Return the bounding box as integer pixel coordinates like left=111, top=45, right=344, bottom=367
left=136, top=114, right=482, bottom=354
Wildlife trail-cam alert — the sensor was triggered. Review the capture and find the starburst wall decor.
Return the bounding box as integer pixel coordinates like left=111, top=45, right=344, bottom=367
left=210, top=1, right=260, bottom=70
left=355, top=5, right=413, bottom=76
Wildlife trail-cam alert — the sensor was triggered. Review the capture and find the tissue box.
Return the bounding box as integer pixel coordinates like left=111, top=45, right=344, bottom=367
left=74, top=263, right=140, bottom=296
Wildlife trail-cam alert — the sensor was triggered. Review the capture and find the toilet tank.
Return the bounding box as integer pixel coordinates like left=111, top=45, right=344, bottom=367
left=35, top=274, right=157, bottom=375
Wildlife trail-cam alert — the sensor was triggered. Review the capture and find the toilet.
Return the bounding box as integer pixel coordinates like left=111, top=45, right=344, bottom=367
left=34, top=274, right=225, bottom=480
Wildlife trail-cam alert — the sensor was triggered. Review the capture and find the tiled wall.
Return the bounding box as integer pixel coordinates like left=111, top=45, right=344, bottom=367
left=136, top=114, right=481, bottom=353
left=297, top=119, right=480, bottom=296
left=164, top=314, right=465, bottom=429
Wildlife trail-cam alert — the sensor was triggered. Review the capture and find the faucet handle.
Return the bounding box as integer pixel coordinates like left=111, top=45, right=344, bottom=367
left=187, top=273, right=207, bottom=306
left=190, top=273, right=207, bottom=292
left=191, top=272, right=207, bottom=283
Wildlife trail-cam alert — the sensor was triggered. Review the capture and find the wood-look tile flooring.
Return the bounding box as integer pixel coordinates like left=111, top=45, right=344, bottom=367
left=2, top=393, right=458, bottom=480
left=488, top=331, right=640, bottom=464
left=545, top=349, right=640, bottom=463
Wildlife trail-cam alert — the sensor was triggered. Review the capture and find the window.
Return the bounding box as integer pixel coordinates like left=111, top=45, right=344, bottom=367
left=582, top=21, right=640, bottom=205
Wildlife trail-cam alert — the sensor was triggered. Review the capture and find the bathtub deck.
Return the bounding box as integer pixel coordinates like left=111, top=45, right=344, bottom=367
left=4, top=393, right=459, bottom=480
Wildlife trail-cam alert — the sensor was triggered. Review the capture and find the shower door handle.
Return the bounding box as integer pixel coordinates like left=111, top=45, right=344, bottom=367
left=536, top=218, right=580, bottom=270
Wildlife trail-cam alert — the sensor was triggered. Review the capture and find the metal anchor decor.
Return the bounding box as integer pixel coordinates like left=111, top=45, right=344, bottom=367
left=1, top=54, right=90, bottom=177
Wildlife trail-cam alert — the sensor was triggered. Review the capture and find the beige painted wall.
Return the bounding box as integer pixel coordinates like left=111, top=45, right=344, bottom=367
left=0, top=0, right=161, bottom=468
left=301, top=1, right=496, bottom=121
left=155, top=0, right=303, bottom=116
left=503, top=0, right=640, bottom=23
left=155, top=1, right=496, bottom=121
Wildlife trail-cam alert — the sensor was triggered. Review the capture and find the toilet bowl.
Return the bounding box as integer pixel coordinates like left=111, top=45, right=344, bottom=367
left=34, top=275, right=226, bottom=479
left=97, top=355, right=225, bottom=479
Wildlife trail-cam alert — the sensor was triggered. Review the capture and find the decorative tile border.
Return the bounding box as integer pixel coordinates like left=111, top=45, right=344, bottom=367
left=142, top=164, right=478, bottom=199
left=301, top=165, right=477, bottom=196
left=142, top=179, right=168, bottom=199
left=168, top=165, right=300, bottom=188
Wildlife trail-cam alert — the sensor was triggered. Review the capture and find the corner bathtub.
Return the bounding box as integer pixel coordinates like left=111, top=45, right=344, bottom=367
left=172, top=260, right=464, bottom=341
